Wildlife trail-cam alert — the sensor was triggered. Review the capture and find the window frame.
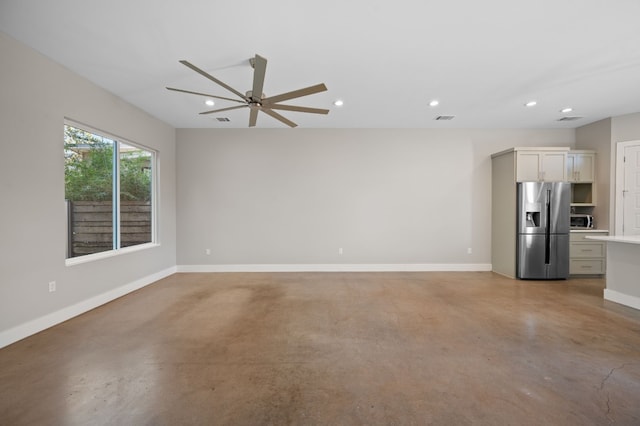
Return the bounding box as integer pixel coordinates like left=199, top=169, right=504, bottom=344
left=64, top=119, right=158, bottom=266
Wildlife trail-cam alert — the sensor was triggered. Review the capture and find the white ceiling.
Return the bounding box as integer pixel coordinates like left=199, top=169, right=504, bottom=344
left=2, top=0, right=640, bottom=129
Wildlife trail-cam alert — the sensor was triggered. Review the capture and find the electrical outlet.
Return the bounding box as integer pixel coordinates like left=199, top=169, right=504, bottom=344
left=48, top=281, right=56, bottom=292
left=205, top=248, right=211, bottom=255
left=338, top=247, right=343, bottom=255
left=467, top=248, right=472, bottom=255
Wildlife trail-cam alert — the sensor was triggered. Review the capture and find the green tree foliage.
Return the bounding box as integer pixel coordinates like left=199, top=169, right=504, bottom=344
left=64, top=125, right=151, bottom=202
left=64, top=126, right=113, bottom=201
left=120, top=151, right=152, bottom=201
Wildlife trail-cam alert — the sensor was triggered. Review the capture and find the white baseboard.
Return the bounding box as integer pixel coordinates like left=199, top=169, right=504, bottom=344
left=604, top=289, right=640, bottom=311
left=177, top=263, right=492, bottom=273
left=0, top=266, right=176, bottom=349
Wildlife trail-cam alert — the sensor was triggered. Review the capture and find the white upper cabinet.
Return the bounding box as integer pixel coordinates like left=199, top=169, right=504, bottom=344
left=540, top=152, right=568, bottom=181
left=567, top=151, right=595, bottom=182
left=516, top=150, right=568, bottom=182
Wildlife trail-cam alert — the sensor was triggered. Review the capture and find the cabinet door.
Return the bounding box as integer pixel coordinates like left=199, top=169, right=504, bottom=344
left=567, top=154, right=578, bottom=182
left=541, top=152, right=567, bottom=181
left=567, top=153, right=595, bottom=182
left=516, top=152, right=542, bottom=181
left=575, top=154, right=594, bottom=182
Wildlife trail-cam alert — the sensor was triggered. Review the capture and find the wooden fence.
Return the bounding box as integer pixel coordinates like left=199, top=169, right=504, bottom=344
left=67, top=200, right=151, bottom=257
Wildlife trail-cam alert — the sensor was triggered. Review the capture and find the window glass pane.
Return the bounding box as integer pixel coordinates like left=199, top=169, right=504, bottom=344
left=64, top=123, right=156, bottom=260
left=119, top=143, right=153, bottom=248
left=64, top=125, right=115, bottom=258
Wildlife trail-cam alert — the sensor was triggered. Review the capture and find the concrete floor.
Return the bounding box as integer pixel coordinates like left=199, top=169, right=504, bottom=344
left=1, top=272, right=639, bottom=425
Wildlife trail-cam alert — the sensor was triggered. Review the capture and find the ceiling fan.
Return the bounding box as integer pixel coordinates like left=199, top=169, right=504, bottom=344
left=167, top=54, right=329, bottom=128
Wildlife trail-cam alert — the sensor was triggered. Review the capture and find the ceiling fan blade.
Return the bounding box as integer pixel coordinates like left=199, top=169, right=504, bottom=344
left=166, top=87, right=246, bottom=104
left=268, top=104, right=330, bottom=115
left=249, top=108, right=259, bottom=127
left=199, top=105, right=248, bottom=115
left=251, top=55, right=267, bottom=101
left=262, top=83, right=327, bottom=105
left=260, top=107, right=298, bottom=128
left=179, top=60, right=248, bottom=101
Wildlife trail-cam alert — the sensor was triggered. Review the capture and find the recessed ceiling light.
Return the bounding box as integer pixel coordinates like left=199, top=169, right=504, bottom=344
left=429, top=100, right=439, bottom=107
left=333, top=100, right=344, bottom=107
left=525, top=100, right=537, bottom=107
left=560, top=107, right=573, bottom=113
left=205, top=99, right=215, bottom=106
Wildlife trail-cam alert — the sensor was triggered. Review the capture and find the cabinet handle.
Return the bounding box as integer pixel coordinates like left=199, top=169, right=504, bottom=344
left=580, top=265, right=593, bottom=269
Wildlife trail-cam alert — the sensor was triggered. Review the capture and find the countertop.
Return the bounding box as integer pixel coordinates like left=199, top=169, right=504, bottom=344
left=586, top=235, right=640, bottom=245
left=570, top=229, right=609, bottom=233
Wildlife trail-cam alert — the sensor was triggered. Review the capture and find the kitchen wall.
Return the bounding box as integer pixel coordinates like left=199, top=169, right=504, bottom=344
left=177, top=128, right=574, bottom=269
left=0, top=33, right=177, bottom=347
left=575, top=118, right=612, bottom=229
left=611, top=112, right=640, bottom=142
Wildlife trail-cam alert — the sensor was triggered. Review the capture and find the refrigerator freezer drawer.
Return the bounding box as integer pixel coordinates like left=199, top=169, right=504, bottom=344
left=517, top=234, right=569, bottom=279
left=517, top=234, right=546, bottom=278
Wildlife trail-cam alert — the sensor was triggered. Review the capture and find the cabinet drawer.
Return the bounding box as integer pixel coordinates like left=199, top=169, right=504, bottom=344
left=570, top=259, right=605, bottom=275
left=570, top=232, right=608, bottom=242
left=570, top=242, right=605, bottom=258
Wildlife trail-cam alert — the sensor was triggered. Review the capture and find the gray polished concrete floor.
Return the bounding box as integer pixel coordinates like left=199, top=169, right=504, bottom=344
left=1, top=272, right=639, bottom=425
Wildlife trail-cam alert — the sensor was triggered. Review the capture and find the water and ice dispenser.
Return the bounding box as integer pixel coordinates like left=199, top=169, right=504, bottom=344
left=525, top=210, right=540, bottom=227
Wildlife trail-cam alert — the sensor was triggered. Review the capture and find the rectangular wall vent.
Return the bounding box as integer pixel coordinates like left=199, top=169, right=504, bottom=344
left=434, top=115, right=455, bottom=121
left=216, top=117, right=230, bottom=122
left=557, top=116, right=583, bottom=121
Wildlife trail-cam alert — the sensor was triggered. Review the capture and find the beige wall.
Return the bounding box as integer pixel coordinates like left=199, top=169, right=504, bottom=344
left=611, top=112, right=640, bottom=142
left=176, top=128, right=574, bottom=267
left=575, top=118, right=612, bottom=228
left=0, top=33, right=177, bottom=340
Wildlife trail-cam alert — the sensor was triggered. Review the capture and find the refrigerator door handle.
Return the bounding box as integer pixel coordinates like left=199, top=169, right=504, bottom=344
left=545, top=189, right=551, bottom=265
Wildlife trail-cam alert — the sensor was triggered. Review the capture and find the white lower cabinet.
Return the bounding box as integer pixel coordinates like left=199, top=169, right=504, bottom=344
left=570, top=231, right=608, bottom=275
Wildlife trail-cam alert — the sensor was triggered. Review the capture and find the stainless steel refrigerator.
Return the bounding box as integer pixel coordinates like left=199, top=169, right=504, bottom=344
left=516, top=182, right=570, bottom=279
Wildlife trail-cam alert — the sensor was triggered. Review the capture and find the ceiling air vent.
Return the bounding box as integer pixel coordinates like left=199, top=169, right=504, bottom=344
left=557, top=116, right=583, bottom=122
left=216, top=117, right=230, bottom=122
left=434, top=115, right=455, bottom=121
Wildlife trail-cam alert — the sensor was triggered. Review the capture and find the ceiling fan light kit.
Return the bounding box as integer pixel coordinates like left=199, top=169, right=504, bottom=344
left=167, top=54, right=329, bottom=128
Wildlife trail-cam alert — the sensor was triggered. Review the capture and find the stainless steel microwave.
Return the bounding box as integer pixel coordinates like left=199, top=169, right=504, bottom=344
left=570, top=214, right=594, bottom=229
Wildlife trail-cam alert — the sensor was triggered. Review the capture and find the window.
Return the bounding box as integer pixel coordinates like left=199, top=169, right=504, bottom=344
left=64, top=122, right=155, bottom=259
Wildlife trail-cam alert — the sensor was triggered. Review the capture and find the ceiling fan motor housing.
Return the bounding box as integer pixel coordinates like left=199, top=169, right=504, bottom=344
left=246, top=90, right=265, bottom=104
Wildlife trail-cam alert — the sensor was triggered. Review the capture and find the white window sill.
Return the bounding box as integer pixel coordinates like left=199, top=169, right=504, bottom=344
left=65, top=242, right=160, bottom=266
